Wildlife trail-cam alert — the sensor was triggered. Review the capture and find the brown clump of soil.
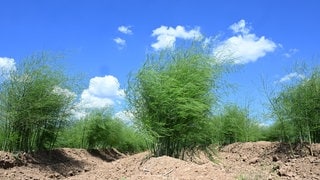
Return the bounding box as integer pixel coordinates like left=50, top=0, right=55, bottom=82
left=1, top=142, right=320, bottom=179
left=0, top=148, right=125, bottom=179
left=220, top=141, right=320, bottom=179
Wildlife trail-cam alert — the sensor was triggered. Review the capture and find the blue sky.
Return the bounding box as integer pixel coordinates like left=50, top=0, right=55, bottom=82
left=0, top=0, right=319, bottom=122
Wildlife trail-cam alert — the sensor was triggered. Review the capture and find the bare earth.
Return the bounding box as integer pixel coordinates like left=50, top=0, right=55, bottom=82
left=1, top=141, right=320, bottom=180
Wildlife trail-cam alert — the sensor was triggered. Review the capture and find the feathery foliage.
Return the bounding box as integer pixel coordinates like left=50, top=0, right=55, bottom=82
left=56, top=108, right=148, bottom=153
left=211, top=104, right=264, bottom=145
left=270, top=65, right=320, bottom=144
left=0, top=53, right=76, bottom=152
left=127, top=45, right=226, bottom=158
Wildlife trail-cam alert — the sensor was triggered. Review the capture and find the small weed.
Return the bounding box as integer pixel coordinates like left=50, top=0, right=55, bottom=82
left=236, top=174, right=247, bottom=180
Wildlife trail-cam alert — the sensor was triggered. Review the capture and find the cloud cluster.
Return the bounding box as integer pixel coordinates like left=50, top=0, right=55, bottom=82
left=151, top=25, right=202, bottom=50
left=0, top=57, right=16, bottom=75
left=114, top=110, right=134, bottom=124
left=78, top=75, right=125, bottom=109
left=214, top=20, right=277, bottom=64
left=118, top=25, right=133, bottom=35
left=113, top=37, right=126, bottom=47
left=52, top=86, right=77, bottom=99
left=229, top=19, right=251, bottom=34
left=114, top=25, right=133, bottom=49
left=283, top=48, right=299, bottom=58
left=279, top=72, right=305, bottom=83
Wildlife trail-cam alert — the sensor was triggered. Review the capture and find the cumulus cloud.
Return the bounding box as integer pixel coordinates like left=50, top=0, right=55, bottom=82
left=151, top=25, right=203, bottom=50
left=214, top=20, right=277, bottom=64
left=118, top=25, right=133, bottom=35
left=78, top=75, right=125, bottom=110
left=279, top=72, right=305, bottom=83
left=113, top=37, right=126, bottom=48
left=0, top=57, right=16, bottom=75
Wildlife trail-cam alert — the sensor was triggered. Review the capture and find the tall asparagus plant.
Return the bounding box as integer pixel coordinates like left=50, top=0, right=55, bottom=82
left=127, top=45, right=227, bottom=159
left=0, top=53, right=76, bottom=152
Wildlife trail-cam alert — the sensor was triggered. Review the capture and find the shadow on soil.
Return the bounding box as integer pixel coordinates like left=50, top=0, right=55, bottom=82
left=0, top=147, right=126, bottom=178
left=24, top=149, right=87, bottom=177
left=87, top=148, right=125, bottom=162
left=272, top=142, right=317, bottom=161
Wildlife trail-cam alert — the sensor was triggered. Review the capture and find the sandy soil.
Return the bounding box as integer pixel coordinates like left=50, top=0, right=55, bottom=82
left=1, top=141, right=320, bottom=180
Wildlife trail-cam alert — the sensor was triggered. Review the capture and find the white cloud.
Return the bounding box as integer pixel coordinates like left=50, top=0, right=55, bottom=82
left=52, top=86, right=76, bottom=99
left=118, top=25, right=133, bottom=35
left=78, top=75, right=125, bottom=110
left=114, top=110, right=134, bottom=124
left=278, top=72, right=305, bottom=83
left=151, top=25, right=203, bottom=50
left=283, top=48, right=299, bottom=58
left=229, top=19, right=250, bottom=34
left=113, top=37, right=126, bottom=47
left=0, top=57, right=16, bottom=76
left=214, top=20, right=277, bottom=64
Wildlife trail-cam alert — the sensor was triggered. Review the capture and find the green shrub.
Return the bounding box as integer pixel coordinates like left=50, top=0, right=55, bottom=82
left=268, top=66, right=320, bottom=143
left=56, top=108, right=148, bottom=153
left=127, top=44, right=227, bottom=158
left=0, top=53, right=76, bottom=152
left=212, top=104, right=264, bottom=145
